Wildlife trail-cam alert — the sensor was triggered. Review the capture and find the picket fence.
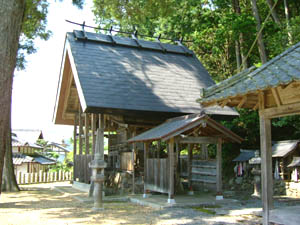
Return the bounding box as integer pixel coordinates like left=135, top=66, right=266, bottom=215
left=16, top=170, right=73, bottom=184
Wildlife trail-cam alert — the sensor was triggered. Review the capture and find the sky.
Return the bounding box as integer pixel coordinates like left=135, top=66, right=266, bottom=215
left=12, top=0, right=97, bottom=143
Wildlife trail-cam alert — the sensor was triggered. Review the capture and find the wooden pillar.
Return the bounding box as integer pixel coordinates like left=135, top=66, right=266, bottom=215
left=259, top=113, right=273, bottom=225
left=132, top=129, right=136, bottom=194
left=188, top=144, right=194, bottom=195
left=168, top=138, right=175, bottom=204
left=216, top=138, right=223, bottom=200
left=202, top=144, right=208, bottom=159
left=73, top=114, right=78, bottom=181
left=157, top=140, right=161, bottom=158
left=85, top=113, right=90, bottom=155
left=91, top=113, right=96, bottom=155
left=79, top=107, right=83, bottom=155
left=143, top=142, right=149, bottom=198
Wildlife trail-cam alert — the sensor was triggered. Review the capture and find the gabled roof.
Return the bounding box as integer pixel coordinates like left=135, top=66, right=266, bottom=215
left=233, top=149, right=256, bottom=162
left=46, top=142, right=71, bottom=152
left=12, top=135, right=43, bottom=149
left=54, top=30, right=238, bottom=125
left=128, top=112, right=243, bottom=143
left=199, top=41, right=300, bottom=106
left=288, top=157, right=300, bottom=167
left=272, top=140, right=299, bottom=157
left=13, top=153, right=55, bottom=165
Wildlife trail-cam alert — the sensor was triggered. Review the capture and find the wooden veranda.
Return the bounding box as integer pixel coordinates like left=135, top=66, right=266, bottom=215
left=128, top=113, right=242, bottom=203
left=199, top=42, right=300, bottom=224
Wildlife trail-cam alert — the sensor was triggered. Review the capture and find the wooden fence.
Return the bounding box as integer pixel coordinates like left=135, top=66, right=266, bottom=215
left=16, top=170, right=72, bottom=185
left=74, top=154, right=93, bottom=184
left=145, top=158, right=169, bottom=194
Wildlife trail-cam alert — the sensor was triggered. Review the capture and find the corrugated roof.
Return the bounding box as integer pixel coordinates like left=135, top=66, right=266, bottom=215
left=128, top=113, right=243, bottom=143
left=62, top=30, right=238, bottom=116
left=288, top=157, right=300, bottom=167
left=199, top=42, right=300, bottom=103
left=233, top=149, right=256, bottom=162
left=13, top=153, right=55, bottom=165
left=13, top=153, right=34, bottom=165
left=272, top=140, right=299, bottom=157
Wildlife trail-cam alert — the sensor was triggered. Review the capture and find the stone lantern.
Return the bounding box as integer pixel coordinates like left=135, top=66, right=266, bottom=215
left=249, top=150, right=261, bottom=197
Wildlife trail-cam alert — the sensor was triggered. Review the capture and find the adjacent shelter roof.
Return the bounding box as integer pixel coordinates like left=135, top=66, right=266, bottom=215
left=288, top=157, right=300, bottom=167
left=128, top=112, right=243, bottom=143
left=198, top=41, right=300, bottom=107
left=233, top=149, right=256, bottom=162
left=54, top=30, right=238, bottom=125
left=272, top=140, right=299, bottom=158
left=13, top=153, right=55, bottom=165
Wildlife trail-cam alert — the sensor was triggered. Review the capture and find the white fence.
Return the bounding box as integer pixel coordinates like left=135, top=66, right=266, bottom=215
left=16, top=170, right=73, bottom=184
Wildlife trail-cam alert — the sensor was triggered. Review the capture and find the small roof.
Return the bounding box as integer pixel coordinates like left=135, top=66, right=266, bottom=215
left=198, top=41, right=300, bottom=105
left=12, top=135, right=43, bottom=149
left=54, top=30, right=238, bottom=125
left=233, top=149, right=256, bottom=162
left=128, top=112, right=243, bottom=143
left=46, top=142, right=71, bottom=152
left=12, top=153, right=55, bottom=165
left=288, top=157, right=300, bottom=167
left=272, top=140, right=299, bottom=158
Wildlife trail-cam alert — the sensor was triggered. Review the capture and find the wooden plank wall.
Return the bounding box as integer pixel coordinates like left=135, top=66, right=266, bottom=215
left=120, top=152, right=134, bottom=171
left=74, top=154, right=93, bottom=183
left=145, top=159, right=169, bottom=193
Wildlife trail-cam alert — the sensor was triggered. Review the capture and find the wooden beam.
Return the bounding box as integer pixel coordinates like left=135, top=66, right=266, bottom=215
left=216, top=138, right=222, bottom=196
left=202, top=144, right=208, bottom=160
left=253, top=102, right=259, bottom=110
left=168, top=138, right=175, bottom=203
left=220, top=98, right=231, bottom=108
left=260, top=102, right=300, bottom=119
left=259, top=91, right=265, bottom=110
left=259, top=113, right=273, bottom=225
left=237, top=96, right=247, bottom=109
left=188, top=144, right=193, bottom=192
left=91, top=113, right=96, bottom=155
left=179, top=136, right=219, bottom=144
left=78, top=107, right=83, bottom=155
left=85, top=113, right=90, bottom=155
left=73, top=114, right=78, bottom=156
left=271, top=88, right=282, bottom=107
left=132, top=128, right=136, bottom=194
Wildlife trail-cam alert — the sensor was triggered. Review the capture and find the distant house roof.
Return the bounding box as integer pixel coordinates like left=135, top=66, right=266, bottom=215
left=13, top=153, right=55, bottom=165
left=128, top=112, right=243, bottom=143
left=288, top=157, right=300, bottom=167
left=12, top=135, right=43, bottom=149
left=46, top=142, right=71, bottom=152
left=54, top=30, right=238, bottom=125
left=198, top=41, right=300, bottom=105
left=272, top=140, right=299, bottom=157
left=12, top=129, right=44, bottom=144
left=233, top=149, right=256, bottom=162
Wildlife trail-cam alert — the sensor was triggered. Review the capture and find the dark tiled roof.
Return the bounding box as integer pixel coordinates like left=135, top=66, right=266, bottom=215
left=288, top=157, right=300, bottom=167
left=199, top=42, right=300, bottom=103
left=232, top=149, right=256, bottom=162
left=67, top=30, right=237, bottom=115
left=33, top=155, right=56, bottom=165
left=272, top=140, right=299, bottom=157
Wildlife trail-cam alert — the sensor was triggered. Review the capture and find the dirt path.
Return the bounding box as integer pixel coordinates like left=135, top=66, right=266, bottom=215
left=0, top=182, right=261, bottom=225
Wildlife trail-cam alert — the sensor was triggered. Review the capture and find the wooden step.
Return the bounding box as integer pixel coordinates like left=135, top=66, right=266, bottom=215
left=192, top=165, right=216, bottom=169
left=191, top=171, right=216, bottom=176
left=191, top=178, right=216, bottom=184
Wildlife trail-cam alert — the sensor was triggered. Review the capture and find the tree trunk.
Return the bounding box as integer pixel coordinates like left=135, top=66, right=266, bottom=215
left=265, top=0, right=281, bottom=25
left=283, top=0, right=292, bottom=44
left=232, top=0, right=248, bottom=70
left=251, top=0, right=268, bottom=64
left=0, top=0, right=26, bottom=195
left=2, top=125, right=20, bottom=192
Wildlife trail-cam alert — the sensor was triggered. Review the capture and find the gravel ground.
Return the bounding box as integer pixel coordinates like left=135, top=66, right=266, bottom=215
left=0, top=182, right=299, bottom=225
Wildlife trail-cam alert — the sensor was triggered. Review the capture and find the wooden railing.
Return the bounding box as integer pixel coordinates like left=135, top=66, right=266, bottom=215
left=16, top=170, right=73, bottom=184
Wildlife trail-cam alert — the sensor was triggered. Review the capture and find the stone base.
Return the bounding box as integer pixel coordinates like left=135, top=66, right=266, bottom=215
left=188, top=191, right=194, bottom=196
left=167, top=198, right=176, bottom=204
left=216, top=195, right=223, bottom=200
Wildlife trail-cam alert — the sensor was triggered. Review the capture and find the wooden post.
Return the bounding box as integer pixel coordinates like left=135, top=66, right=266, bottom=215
left=85, top=113, right=90, bottom=155
left=143, top=142, right=149, bottom=198
left=202, top=144, right=208, bottom=159
left=259, top=113, right=273, bottom=225
left=79, top=107, right=83, bottom=155
left=73, top=114, right=78, bottom=181
left=132, top=129, right=136, bottom=194
left=216, top=138, right=223, bottom=200
left=188, top=144, right=194, bottom=195
left=157, top=140, right=161, bottom=159
left=168, top=138, right=175, bottom=204
left=91, top=113, right=96, bottom=155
